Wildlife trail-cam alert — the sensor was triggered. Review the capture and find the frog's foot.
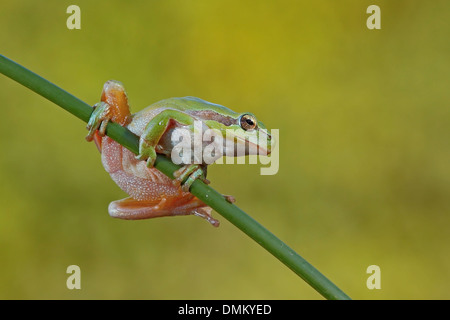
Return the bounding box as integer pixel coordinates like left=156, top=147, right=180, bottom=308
left=192, top=207, right=220, bottom=227
left=135, top=138, right=157, bottom=168
left=173, top=164, right=209, bottom=192
left=108, top=196, right=219, bottom=227
left=86, top=101, right=112, bottom=142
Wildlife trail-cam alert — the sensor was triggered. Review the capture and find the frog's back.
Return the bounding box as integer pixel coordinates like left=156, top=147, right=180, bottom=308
left=142, top=96, right=237, bottom=115
left=128, top=96, right=239, bottom=136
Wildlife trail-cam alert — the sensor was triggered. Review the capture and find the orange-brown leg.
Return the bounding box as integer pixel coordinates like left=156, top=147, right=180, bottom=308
left=100, top=80, right=132, bottom=126
left=86, top=80, right=132, bottom=142
left=108, top=196, right=220, bottom=227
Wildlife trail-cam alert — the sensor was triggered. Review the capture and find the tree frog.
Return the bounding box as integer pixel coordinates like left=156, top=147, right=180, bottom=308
left=86, top=80, right=272, bottom=227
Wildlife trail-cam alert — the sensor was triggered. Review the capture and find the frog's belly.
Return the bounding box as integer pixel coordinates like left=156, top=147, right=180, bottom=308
left=100, top=136, right=187, bottom=201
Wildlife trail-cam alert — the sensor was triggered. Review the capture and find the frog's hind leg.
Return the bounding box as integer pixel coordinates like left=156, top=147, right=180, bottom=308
left=86, top=80, right=132, bottom=142
left=108, top=196, right=220, bottom=227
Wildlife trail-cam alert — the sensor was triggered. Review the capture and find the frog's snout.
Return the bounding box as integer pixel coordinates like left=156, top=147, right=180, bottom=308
left=258, top=129, right=273, bottom=156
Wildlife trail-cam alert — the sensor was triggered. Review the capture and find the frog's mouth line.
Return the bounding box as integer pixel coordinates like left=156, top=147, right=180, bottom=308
left=230, top=129, right=272, bottom=156
left=167, top=126, right=273, bottom=160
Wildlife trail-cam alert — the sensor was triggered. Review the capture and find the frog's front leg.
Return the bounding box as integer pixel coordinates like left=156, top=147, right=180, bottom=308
left=136, top=109, right=195, bottom=166
left=137, top=110, right=209, bottom=191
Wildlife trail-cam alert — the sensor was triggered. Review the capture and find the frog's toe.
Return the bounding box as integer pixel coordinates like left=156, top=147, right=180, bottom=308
left=135, top=154, right=157, bottom=169
left=173, top=164, right=206, bottom=192
left=192, top=207, right=220, bottom=227
left=223, top=195, right=236, bottom=203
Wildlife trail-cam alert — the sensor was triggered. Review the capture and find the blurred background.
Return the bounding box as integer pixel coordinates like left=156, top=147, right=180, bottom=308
left=0, top=0, right=449, bottom=299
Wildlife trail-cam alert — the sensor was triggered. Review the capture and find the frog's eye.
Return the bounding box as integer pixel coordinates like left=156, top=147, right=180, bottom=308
left=239, top=114, right=257, bottom=131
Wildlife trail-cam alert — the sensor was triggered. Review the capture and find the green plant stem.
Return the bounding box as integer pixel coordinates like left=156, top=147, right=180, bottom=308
left=0, top=54, right=351, bottom=300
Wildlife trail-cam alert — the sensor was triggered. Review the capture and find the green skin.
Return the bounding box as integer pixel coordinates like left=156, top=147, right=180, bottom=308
left=87, top=96, right=272, bottom=191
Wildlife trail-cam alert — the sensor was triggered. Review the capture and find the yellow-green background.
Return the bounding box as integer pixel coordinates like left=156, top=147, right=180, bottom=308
left=0, top=0, right=448, bottom=299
